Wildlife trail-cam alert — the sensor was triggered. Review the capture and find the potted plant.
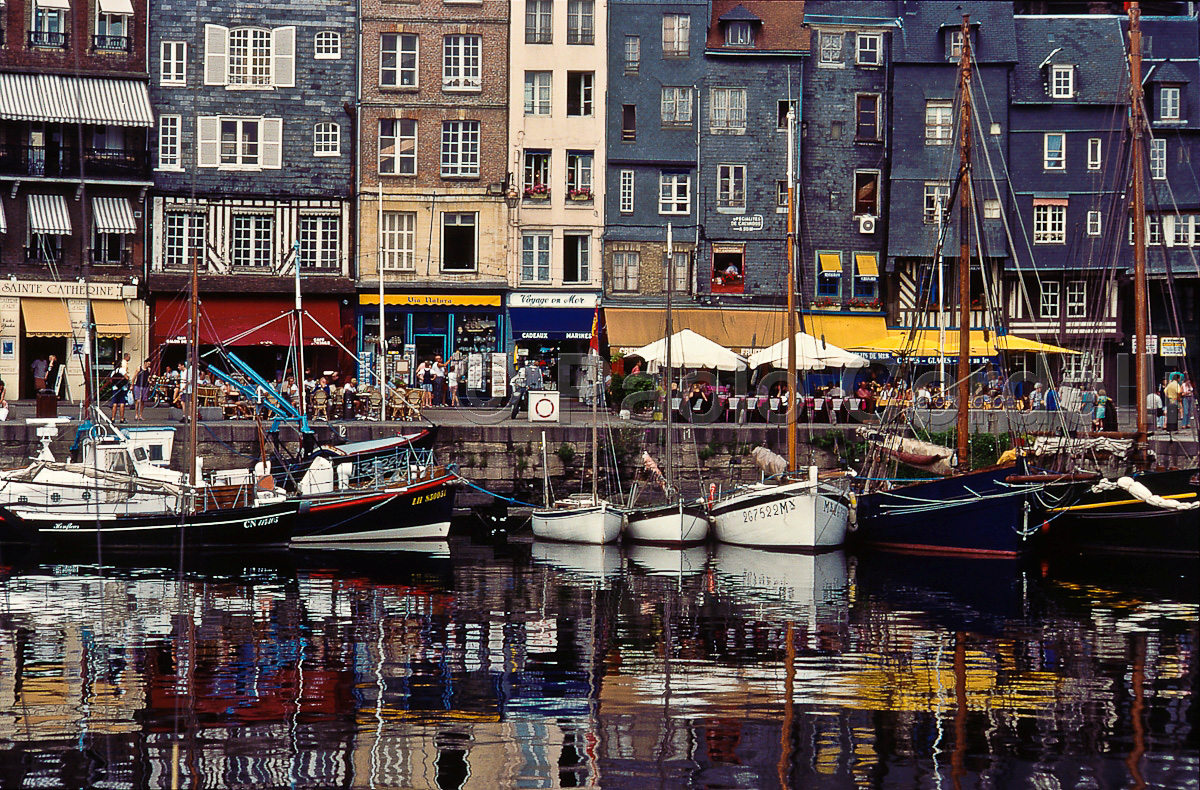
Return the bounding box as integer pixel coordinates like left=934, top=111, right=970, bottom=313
left=524, top=183, right=550, bottom=200
left=813, top=296, right=839, bottom=310
left=568, top=187, right=592, bottom=201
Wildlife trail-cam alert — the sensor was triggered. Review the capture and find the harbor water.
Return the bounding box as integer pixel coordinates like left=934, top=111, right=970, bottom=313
left=0, top=535, right=1194, bottom=789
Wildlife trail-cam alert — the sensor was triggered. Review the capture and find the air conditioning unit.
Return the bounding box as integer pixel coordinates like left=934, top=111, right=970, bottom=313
left=858, top=215, right=877, bottom=234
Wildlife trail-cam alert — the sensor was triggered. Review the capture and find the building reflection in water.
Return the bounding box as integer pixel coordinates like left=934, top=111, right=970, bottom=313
left=0, top=541, right=1194, bottom=789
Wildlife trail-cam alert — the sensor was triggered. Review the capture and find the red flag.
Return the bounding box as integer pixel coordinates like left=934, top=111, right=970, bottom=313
left=588, top=306, right=600, bottom=355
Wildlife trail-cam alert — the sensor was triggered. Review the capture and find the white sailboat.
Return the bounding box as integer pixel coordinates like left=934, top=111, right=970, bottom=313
left=625, top=224, right=711, bottom=546
left=532, top=356, right=625, bottom=544
left=710, top=106, right=851, bottom=550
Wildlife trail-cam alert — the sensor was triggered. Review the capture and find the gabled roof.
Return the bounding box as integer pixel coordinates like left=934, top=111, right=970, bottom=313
left=1148, top=60, right=1191, bottom=83
left=718, top=4, right=760, bottom=23
left=1012, top=15, right=1127, bottom=104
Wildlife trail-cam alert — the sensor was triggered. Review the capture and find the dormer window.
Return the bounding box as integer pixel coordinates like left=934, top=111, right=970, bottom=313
left=819, top=32, right=843, bottom=67
left=1160, top=85, right=1181, bottom=120
left=725, top=21, right=753, bottom=46
left=856, top=33, right=881, bottom=66
left=945, top=27, right=977, bottom=61
left=1051, top=64, right=1074, bottom=98
left=949, top=30, right=963, bottom=58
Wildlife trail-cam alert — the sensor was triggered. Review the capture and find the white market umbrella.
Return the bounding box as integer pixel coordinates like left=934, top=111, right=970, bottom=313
left=630, top=328, right=747, bottom=371
left=747, top=332, right=868, bottom=370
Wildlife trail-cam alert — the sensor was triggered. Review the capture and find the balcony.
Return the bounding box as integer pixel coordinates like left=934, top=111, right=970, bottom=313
left=23, top=247, right=63, bottom=265
left=93, top=34, right=130, bottom=52
left=0, top=144, right=150, bottom=181
left=28, top=30, right=68, bottom=48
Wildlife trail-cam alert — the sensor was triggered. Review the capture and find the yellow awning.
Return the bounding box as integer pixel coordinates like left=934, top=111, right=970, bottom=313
left=854, top=253, right=879, bottom=278
left=818, top=253, right=842, bottom=273
left=91, top=299, right=130, bottom=337
left=803, top=314, right=891, bottom=354
left=605, top=307, right=791, bottom=355
left=21, top=298, right=72, bottom=338
left=994, top=334, right=1079, bottom=354
left=359, top=293, right=502, bottom=307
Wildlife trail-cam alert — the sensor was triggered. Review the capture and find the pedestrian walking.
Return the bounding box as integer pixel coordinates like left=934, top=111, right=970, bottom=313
left=110, top=353, right=131, bottom=423
left=133, top=359, right=152, bottom=421
left=1182, top=376, right=1194, bottom=428
left=431, top=356, right=446, bottom=406
left=446, top=362, right=460, bottom=407
left=31, top=356, right=48, bottom=392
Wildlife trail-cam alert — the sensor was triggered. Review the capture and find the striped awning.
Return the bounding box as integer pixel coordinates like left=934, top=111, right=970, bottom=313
left=27, top=194, right=71, bottom=235
left=92, top=197, right=136, bottom=233
left=0, top=199, right=6, bottom=234
left=0, top=73, right=153, bottom=127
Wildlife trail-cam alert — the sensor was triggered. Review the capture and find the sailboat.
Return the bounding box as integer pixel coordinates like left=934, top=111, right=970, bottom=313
left=532, top=349, right=625, bottom=544
left=1037, top=4, right=1199, bottom=554
left=625, top=224, right=711, bottom=546
left=851, top=16, right=1034, bottom=558
left=708, top=105, right=851, bottom=551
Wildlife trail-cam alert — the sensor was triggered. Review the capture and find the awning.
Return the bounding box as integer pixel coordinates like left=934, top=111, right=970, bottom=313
left=91, top=299, right=130, bottom=337
left=854, top=253, right=879, bottom=279
left=605, top=307, right=791, bottom=355
left=35, top=0, right=71, bottom=8
left=21, top=298, right=72, bottom=338
left=510, top=307, right=595, bottom=341
left=804, top=315, right=894, bottom=360
left=0, top=73, right=154, bottom=127
left=803, top=315, right=1077, bottom=361
left=97, top=0, right=134, bottom=13
left=91, top=197, right=136, bottom=233
left=360, top=293, right=502, bottom=308
left=818, top=253, right=842, bottom=273
left=27, top=194, right=71, bottom=235
left=0, top=199, right=6, bottom=233
left=153, top=296, right=344, bottom=347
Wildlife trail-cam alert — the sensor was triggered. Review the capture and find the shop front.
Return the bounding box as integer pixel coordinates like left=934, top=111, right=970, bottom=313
left=508, top=291, right=598, bottom=393
left=151, top=294, right=347, bottom=380
left=0, top=279, right=143, bottom=400
left=357, top=292, right=504, bottom=387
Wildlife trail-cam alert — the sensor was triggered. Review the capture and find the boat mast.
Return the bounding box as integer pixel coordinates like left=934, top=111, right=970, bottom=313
left=188, top=239, right=199, bottom=492
left=665, top=222, right=674, bottom=495
left=293, top=241, right=308, bottom=420
left=955, top=16, right=973, bottom=470
left=1128, top=4, right=1149, bottom=443
left=786, top=105, right=798, bottom=470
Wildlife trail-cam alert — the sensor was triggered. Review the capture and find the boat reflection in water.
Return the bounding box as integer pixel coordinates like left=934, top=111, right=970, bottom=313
left=0, top=536, right=1194, bottom=789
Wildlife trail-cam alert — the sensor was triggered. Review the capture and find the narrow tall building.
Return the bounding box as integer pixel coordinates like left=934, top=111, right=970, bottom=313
left=0, top=0, right=150, bottom=398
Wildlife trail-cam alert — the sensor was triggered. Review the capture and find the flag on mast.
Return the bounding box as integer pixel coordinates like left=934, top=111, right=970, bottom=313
left=588, top=305, right=601, bottom=355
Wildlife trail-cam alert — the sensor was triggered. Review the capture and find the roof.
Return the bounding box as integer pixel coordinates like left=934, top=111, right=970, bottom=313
left=893, top=1, right=1017, bottom=64
left=706, top=0, right=808, bottom=53
left=1012, top=16, right=1127, bottom=105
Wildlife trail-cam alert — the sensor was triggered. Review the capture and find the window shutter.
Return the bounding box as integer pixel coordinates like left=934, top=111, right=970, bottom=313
left=262, top=118, right=283, bottom=169
left=273, top=27, right=296, bottom=87
left=197, top=116, right=220, bottom=167
left=204, top=25, right=229, bottom=86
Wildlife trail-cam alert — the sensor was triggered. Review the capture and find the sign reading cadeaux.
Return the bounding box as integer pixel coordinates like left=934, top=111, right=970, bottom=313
left=1159, top=336, right=1186, bottom=357
left=507, top=292, right=598, bottom=309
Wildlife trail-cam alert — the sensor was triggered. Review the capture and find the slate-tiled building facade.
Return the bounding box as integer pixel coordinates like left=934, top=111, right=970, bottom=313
left=603, top=0, right=707, bottom=306
left=146, top=0, right=357, bottom=373
left=0, top=0, right=150, bottom=397
left=698, top=0, right=807, bottom=305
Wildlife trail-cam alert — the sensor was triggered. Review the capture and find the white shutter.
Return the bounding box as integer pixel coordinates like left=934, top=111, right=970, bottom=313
left=204, top=25, right=229, bottom=86
left=261, top=118, right=283, bottom=169
left=197, top=116, right=220, bottom=167
left=272, top=27, right=296, bottom=87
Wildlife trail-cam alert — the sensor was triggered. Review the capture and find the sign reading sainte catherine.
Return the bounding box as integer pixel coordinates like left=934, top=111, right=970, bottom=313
left=0, top=281, right=129, bottom=299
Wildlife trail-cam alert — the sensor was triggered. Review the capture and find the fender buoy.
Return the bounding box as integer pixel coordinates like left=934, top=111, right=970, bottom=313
left=708, top=483, right=717, bottom=506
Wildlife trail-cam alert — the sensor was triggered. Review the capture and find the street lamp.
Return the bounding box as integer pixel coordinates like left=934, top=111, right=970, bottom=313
left=504, top=188, right=520, bottom=209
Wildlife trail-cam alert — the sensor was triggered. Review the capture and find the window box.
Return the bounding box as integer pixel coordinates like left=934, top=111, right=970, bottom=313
left=524, top=185, right=550, bottom=200
left=811, top=298, right=840, bottom=310
left=845, top=298, right=881, bottom=311
left=568, top=188, right=592, bottom=202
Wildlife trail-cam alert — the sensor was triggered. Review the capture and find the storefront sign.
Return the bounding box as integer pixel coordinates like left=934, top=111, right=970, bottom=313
left=0, top=280, right=130, bottom=299
left=507, top=292, right=598, bottom=309
left=1160, top=336, right=1186, bottom=357
left=730, top=214, right=764, bottom=232
left=1131, top=334, right=1158, bottom=355
left=360, top=293, right=503, bottom=308
left=468, top=353, right=484, bottom=390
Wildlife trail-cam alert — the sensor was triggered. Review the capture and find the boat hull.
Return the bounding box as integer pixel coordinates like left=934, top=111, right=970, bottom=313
left=625, top=500, right=710, bottom=545
left=853, top=464, right=1032, bottom=557
left=1041, top=467, right=1200, bottom=556
left=0, top=498, right=301, bottom=549
left=290, top=474, right=457, bottom=544
left=710, top=481, right=850, bottom=550
left=532, top=501, right=624, bottom=544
